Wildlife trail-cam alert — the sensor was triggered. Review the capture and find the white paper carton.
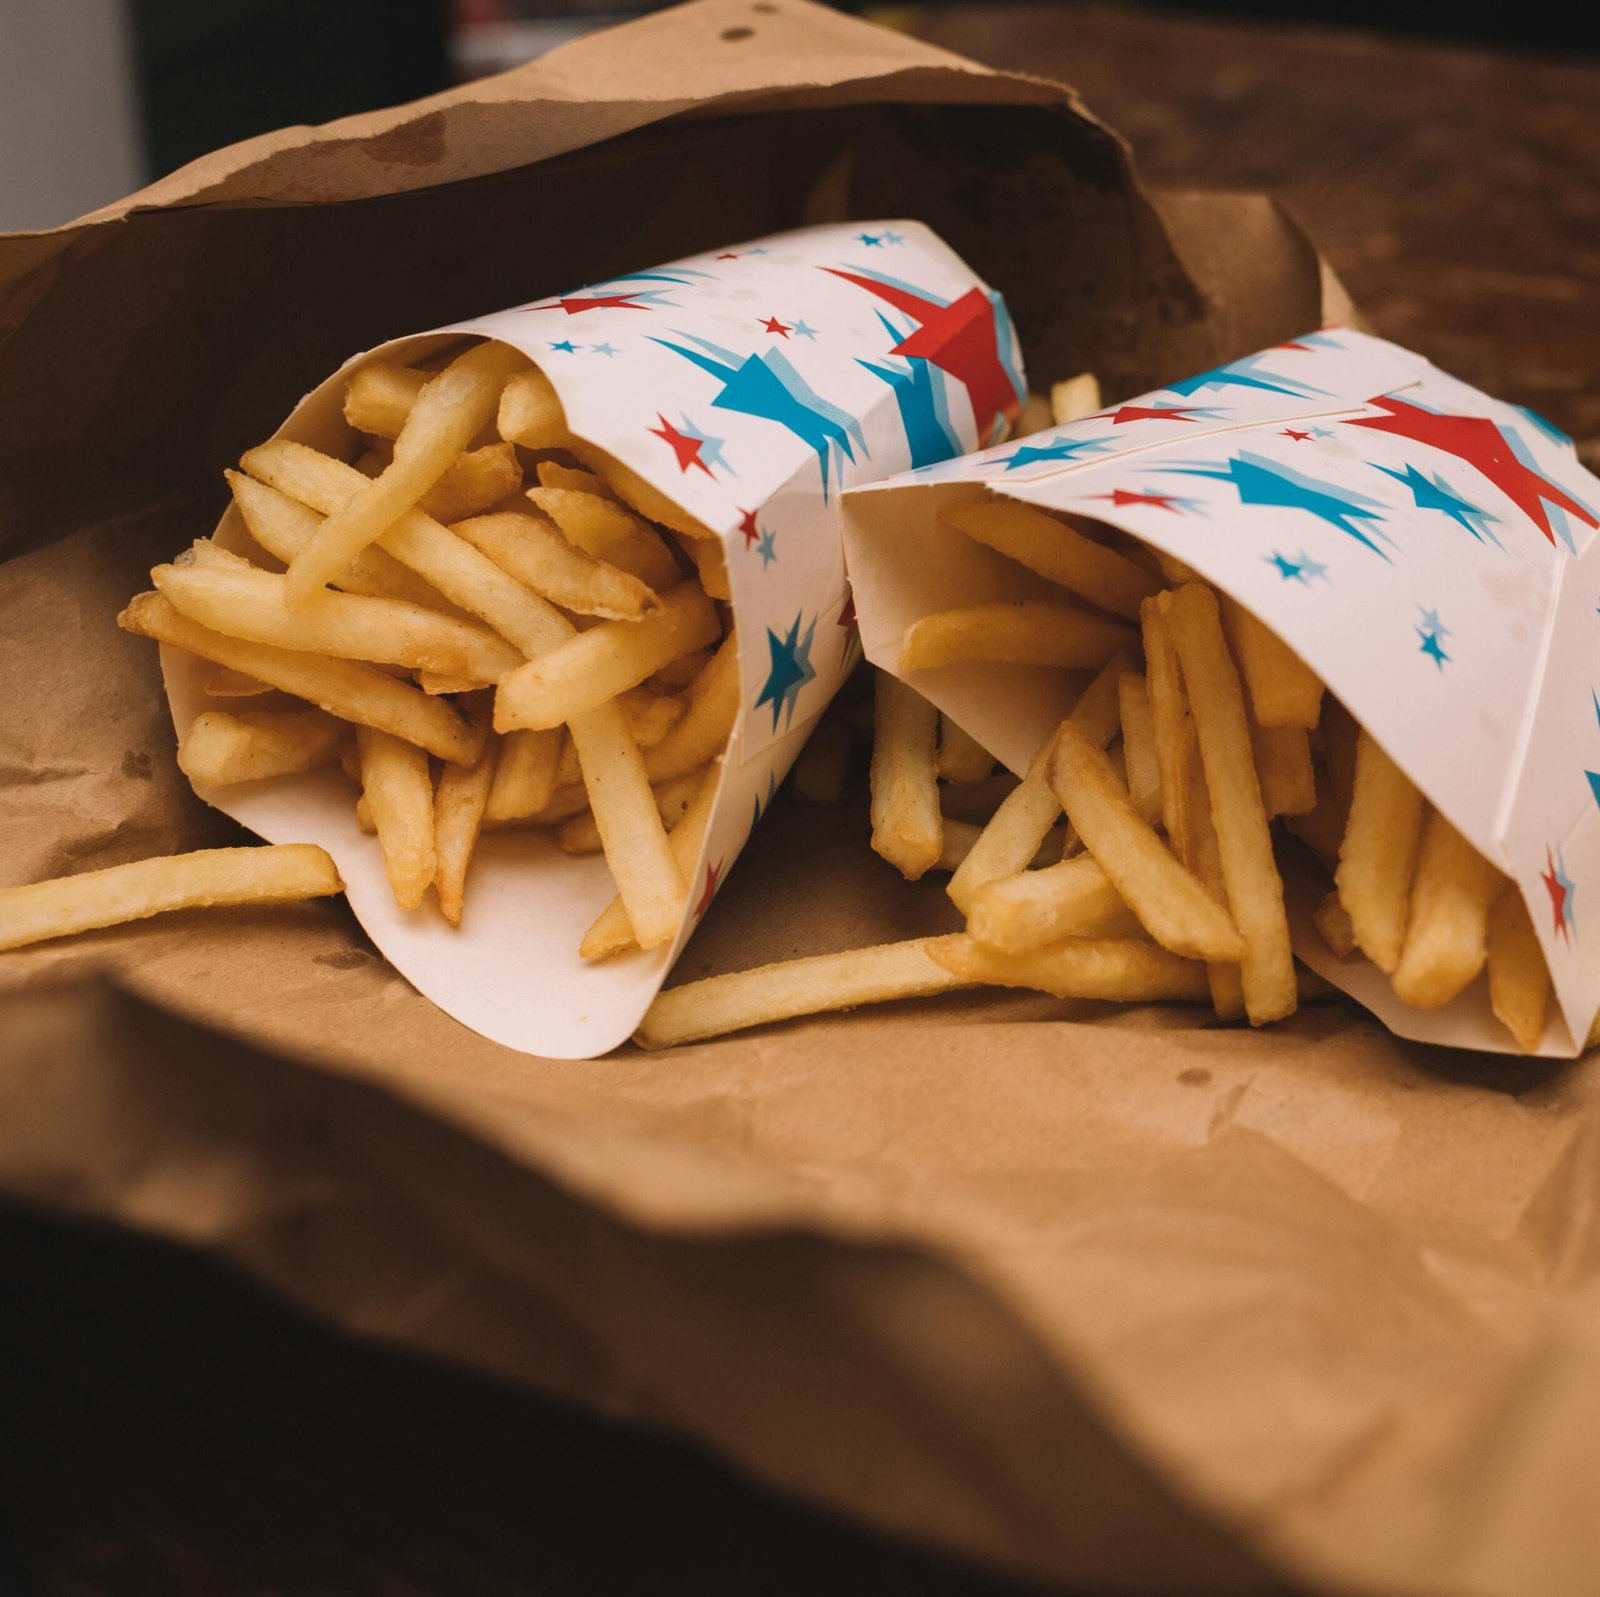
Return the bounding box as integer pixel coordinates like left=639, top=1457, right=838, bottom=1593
left=845, top=328, right=1600, bottom=1056
left=161, top=221, right=1026, bottom=1058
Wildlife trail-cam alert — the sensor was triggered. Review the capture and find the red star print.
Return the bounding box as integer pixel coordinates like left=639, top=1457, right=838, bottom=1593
left=1274, top=339, right=1313, bottom=352
left=693, top=860, right=724, bottom=919
left=1085, top=489, right=1186, bottom=512
left=736, top=507, right=761, bottom=549
left=1347, top=396, right=1598, bottom=547
left=519, top=292, right=657, bottom=315
left=1098, top=404, right=1213, bottom=425
left=649, top=414, right=713, bottom=477
left=760, top=315, right=792, bottom=338
left=1282, top=428, right=1312, bottom=442
left=716, top=252, right=740, bottom=261
left=837, top=593, right=857, bottom=632
left=1541, top=849, right=1572, bottom=942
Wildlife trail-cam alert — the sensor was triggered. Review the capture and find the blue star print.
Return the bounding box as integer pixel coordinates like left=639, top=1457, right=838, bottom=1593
left=756, top=613, right=817, bottom=731
left=757, top=529, right=778, bottom=568
left=548, top=339, right=577, bottom=353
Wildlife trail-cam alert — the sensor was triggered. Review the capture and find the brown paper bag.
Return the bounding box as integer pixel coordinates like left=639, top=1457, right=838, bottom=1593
left=5, top=4, right=1594, bottom=1594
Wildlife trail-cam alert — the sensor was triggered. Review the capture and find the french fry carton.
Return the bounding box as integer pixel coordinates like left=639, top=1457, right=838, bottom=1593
left=163, top=221, right=1026, bottom=1057
left=845, top=327, right=1600, bottom=1056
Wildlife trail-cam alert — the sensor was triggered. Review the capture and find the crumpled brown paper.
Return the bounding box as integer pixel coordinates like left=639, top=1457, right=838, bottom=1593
left=3, top=4, right=1593, bottom=1594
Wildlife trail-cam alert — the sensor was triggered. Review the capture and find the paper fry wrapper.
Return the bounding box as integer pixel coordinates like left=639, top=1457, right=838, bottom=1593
left=160, top=221, right=1024, bottom=1058
left=845, top=328, right=1600, bottom=1057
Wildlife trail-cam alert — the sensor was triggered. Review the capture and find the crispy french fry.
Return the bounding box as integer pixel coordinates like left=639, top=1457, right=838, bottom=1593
left=1050, top=373, right=1102, bottom=425
left=1251, top=722, right=1316, bottom=818
left=485, top=728, right=563, bottom=821
left=943, top=500, right=1159, bottom=620
left=419, top=443, right=524, bottom=524
left=203, top=666, right=274, bottom=698
left=1140, top=596, right=1195, bottom=852
left=433, top=733, right=498, bottom=926
left=1392, top=810, right=1504, bottom=1009
left=451, top=511, right=660, bottom=621
left=967, top=855, right=1127, bottom=954
left=642, top=635, right=739, bottom=783
left=1117, top=672, right=1162, bottom=826
left=287, top=341, right=525, bottom=606
left=1219, top=595, right=1323, bottom=729
left=1486, top=888, right=1550, bottom=1052
left=1335, top=730, right=1426, bottom=973
left=1313, top=890, right=1358, bottom=959
left=936, top=717, right=994, bottom=786
left=635, top=938, right=969, bottom=1048
left=1166, top=584, right=1296, bottom=1023
left=555, top=689, right=682, bottom=786
left=0, top=844, right=342, bottom=951
left=526, top=486, right=682, bottom=591
left=924, top=933, right=1209, bottom=1003
left=900, top=601, right=1134, bottom=673
left=792, top=713, right=851, bottom=804
left=536, top=460, right=613, bottom=499
left=358, top=726, right=437, bottom=911
left=558, top=766, right=706, bottom=855
left=344, top=361, right=430, bottom=438
left=119, top=594, right=483, bottom=765
left=176, top=707, right=344, bottom=786
left=870, top=674, right=942, bottom=880
left=498, top=367, right=570, bottom=449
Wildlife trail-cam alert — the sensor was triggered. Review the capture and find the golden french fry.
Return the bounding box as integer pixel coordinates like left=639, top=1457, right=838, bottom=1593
left=1219, top=595, right=1323, bottom=729
left=177, top=707, right=344, bottom=786
left=1139, top=596, right=1195, bottom=851
left=1335, top=730, right=1426, bottom=973
left=652, top=647, right=713, bottom=688
left=556, top=767, right=705, bottom=856
left=946, top=651, right=1128, bottom=913
left=498, top=367, right=569, bottom=449
left=120, top=593, right=483, bottom=765
left=555, top=689, right=682, bottom=786
left=1011, top=393, right=1054, bottom=436
left=203, top=666, right=274, bottom=698
left=153, top=548, right=523, bottom=682
left=792, top=713, right=851, bottom=804
left=1050, top=373, right=1102, bottom=425
left=1486, top=889, right=1550, bottom=1052
left=1184, top=755, right=1245, bottom=1021
left=495, top=584, right=720, bottom=732
left=967, top=855, right=1127, bottom=954
left=942, top=500, right=1159, bottom=620
left=344, top=361, right=429, bottom=439
left=433, top=733, right=498, bottom=926
left=536, top=460, right=612, bottom=499
left=0, top=844, right=342, bottom=952
left=1392, top=810, right=1504, bottom=1009
left=635, top=937, right=969, bottom=1048
left=418, top=672, right=487, bottom=696
left=358, top=726, right=437, bottom=910
left=1166, top=584, right=1296, bottom=1023
left=1154, top=551, right=1203, bottom=586
left=924, top=933, right=1209, bottom=1003
left=1117, top=672, right=1162, bottom=826
left=870, top=674, right=942, bottom=880
left=642, top=634, right=740, bottom=783
left=485, top=727, right=563, bottom=822
left=937, top=819, right=1065, bottom=874
left=1050, top=722, right=1244, bottom=961
left=1251, top=722, right=1316, bottom=818
left=936, top=717, right=994, bottom=786
left=678, top=532, right=731, bottom=600
left=355, top=793, right=375, bottom=833
left=565, top=438, right=718, bottom=543
left=451, top=511, right=660, bottom=621
left=899, top=601, right=1134, bottom=674
left=288, top=341, right=525, bottom=606
left=1313, top=890, right=1358, bottom=959
left=526, top=485, right=682, bottom=591
left=418, top=443, right=523, bottom=524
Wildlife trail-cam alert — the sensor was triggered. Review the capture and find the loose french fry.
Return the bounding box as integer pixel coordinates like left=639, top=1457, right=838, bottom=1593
left=642, top=635, right=740, bottom=783
left=1050, top=373, right=1102, bottom=425
left=870, top=674, right=942, bottom=880
left=203, top=666, right=274, bottom=698
left=1313, top=890, right=1358, bottom=959
left=1166, top=584, right=1297, bottom=1023
left=1392, top=810, right=1504, bottom=1008
left=635, top=938, right=969, bottom=1048
left=176, top=707, right=344, bottom=786
left=900, top=601, right=1134, bottom=673
left=967, top=855, right=1127, bottom=954
left=1251, top=722, right=1316, bottom=818
left=451, top=511, right=660, bottom=621
left=558, top=767, right=706, bottom=855
left=344, top=361, right=430, bottom=438
left=1050, top=722, right=1244, bottom=961
left=792, top=713, right=851, bottom=804
left=494, top=583, right=720, bottom=732
left=485, top=727, right=563, bottom=821
left=287, top=341, right=525, bottom=606
left=1486, top=889, right=1550, bottom=1052
left=152, top=549, right=523, bottom=682
left=924, top=934, right=1210, bottom=1003
left=1139, top=597, right=1195, bottom=852
left=0, top=844, right=342, bottom=952
left=1117, top=672, right=1162, bottom=826
left=419, top=443, right=523, bottom=524
left=946, top=652, right=1128, bottom=913
left=119, top=594, right=483, bottom=765
left=526, top=486, right=682, bottom=591
left=943, top=500, right=1159, bottom=620
left=498, top=367, right=569, bottom=449
left=433, top=733, right=498, bottom=926
left=358, top=726, right=437, bottom=910
left=1336, top=730, right=1426, bottom=973
left=1219, top=595, right=1323, bottom=729
left=936, top=717, right=994, bottom=786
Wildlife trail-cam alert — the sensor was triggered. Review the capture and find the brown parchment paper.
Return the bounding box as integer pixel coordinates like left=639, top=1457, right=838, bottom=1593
left=3, top=4, right=1594, bottom=1594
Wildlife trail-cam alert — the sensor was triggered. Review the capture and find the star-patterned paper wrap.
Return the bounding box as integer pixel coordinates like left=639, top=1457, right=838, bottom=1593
left=161, top=221, right=1025, bottom=1058
left=845, top=327, right=1600, bottom=1057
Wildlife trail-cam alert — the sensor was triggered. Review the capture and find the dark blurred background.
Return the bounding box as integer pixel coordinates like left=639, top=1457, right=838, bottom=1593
left=1, top=0, right=1597, bottom=232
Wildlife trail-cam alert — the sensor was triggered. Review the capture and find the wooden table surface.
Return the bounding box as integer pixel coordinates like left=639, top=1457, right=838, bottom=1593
left=6, top=6, right=1598, bottom=1593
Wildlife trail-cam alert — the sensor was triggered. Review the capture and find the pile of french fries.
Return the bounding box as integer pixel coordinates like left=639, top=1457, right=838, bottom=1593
left=637, top=384, right=1559, bottom=1054
left=0, top=338, right=737, bottom=958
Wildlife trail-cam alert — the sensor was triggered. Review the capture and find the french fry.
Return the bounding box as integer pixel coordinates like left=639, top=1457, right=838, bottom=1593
left=287, top=341, right=525, bottom=606
left=418, top=443, right=523, bottom=524
left=451, top=511, right=660, bottom=621
left=418, top=673, right=486, bottom=696
left=1185, top=756, right=1245, bottom=1021
left=556, top=768, right=705, bottom=855
left=432, top=733, right=498, bottom=927
left=967, top=855, right=1128, bottom=954
left=536, top=460, right=613, bottom=499
left=1219, top=595, right=1323, bottom=729
left=177, top=707, right=344, bottom=786
left=942, top=500, right=1159, bottom=620
left=652, top=647, right=713, bottom=688
left=870, top=674, right=942, bottom=880
left=642, top=635, right=740, bottom=784
left=556, top=690, right=683, bottom=785
left=1392, top=810, right=1504, bottom=1009
left=1251, top=722, right=1316, bottom=818
left=526, top=485, right=682, bottom=591
left=485, top=728, right=564, bottom=821
left=1335, top=730, right=1426, bottom=973
left=936, top=717, right=994, bottom=786
left=634, top=938, right=970, bottom=1048
left=1050, top=722, right=1244, bottom=961
left=0, top=844, right=342, bottom=952
left=899, top=601, right=1135, bottom=673
left=119, top=594, right=484, bottom=765
left=1165, top=584, right=1297, bottom=1023
left=1050, top=373, right=1102, bottom=425
left=1313, top=890, right=1358, bottom=959
left=565, top=439, right=719, bottom=543
left=924, top=933, right=1210, bottom=1003
left=203, top=666, right=274, bottom=698
left=1139, top=597, right=1195, bottom=852
left=937, top=820, right=1066, bottom=874
left=152, top=548, right=523, bottom=682
left=1011, top=393, right=1055, bottom=436
left=343, top=361, right=430, bottom=439
left=1117, top=672, right=1162, bottom=826
left=498, top=367, right=569, bottom=450
left=678, top=532, right=730, bottom=600
left=1486, top=888, right=1551, bottom=1052
left=358, top=726, right=437, bottom=910
left=494, top=584, right=720, bottom=732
